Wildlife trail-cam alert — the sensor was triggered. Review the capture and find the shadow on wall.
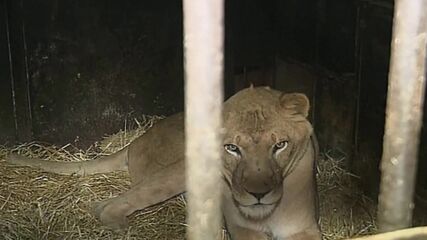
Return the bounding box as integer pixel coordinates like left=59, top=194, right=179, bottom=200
left=1, top=0, right=184, bottom=147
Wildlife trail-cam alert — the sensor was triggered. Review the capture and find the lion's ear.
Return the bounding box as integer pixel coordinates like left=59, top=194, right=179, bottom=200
left=279, top=93, right=310, bottom=118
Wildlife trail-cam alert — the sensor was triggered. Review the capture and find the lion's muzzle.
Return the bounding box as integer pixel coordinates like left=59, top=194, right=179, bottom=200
left=230, top=161, right=283, bottom=220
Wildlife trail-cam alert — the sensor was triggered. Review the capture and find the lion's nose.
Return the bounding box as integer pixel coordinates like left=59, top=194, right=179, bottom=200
left=248, top=190, right=271, bottom=201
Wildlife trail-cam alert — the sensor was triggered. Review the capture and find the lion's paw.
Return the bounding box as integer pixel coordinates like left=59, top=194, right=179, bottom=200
left=91, top=200, right=129, bottom=230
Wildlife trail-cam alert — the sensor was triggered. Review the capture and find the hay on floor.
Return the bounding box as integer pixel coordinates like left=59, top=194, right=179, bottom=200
left=1, top=115, right=379, bottom=240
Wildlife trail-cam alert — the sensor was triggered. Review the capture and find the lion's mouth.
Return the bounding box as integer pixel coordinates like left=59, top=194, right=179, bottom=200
left=240, top=202, right=276, bottom=207
left=232, top=197, right=279, bottom=208
left=254, top=202, right=272, bottom=206
left=236, top=201, right=279, bottom=219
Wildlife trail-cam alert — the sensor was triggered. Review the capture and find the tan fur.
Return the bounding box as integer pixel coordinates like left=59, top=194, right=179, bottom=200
left=7, top=87, right=321, bottom=240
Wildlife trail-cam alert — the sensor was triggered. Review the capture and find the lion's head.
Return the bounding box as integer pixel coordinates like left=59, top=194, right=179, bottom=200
left=222, top=87, right=313, bottom=220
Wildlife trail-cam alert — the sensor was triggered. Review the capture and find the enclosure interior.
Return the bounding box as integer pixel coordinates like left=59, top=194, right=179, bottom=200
left=1, top=0, right=427, bottom=236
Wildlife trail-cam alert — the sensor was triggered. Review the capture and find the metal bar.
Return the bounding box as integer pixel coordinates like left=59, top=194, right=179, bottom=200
left=4, top=0, right=19, bottom=138
left=353, top=2, right=364, bottom=152
left=21, top=0, right=33, bottom=126
left=183, top=0, right=224, bottom=239
left=348, top=226, right=427, bottom=240
left=5, top=0, right=33, bottom=142
left=377, top=0, right=427, bottom=232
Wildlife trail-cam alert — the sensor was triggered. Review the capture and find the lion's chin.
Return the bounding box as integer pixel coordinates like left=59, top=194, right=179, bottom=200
left=237, top=203, right=277, bottom=220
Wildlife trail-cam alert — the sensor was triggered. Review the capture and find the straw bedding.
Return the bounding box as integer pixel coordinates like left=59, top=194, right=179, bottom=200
left=0, top=115, right=378, bottom=240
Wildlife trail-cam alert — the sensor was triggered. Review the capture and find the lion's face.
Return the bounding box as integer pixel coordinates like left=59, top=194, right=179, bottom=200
left=221, top=87, right=313, bottom=220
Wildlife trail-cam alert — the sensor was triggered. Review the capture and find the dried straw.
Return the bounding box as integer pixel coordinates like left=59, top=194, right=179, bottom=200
left=0, top=115, right=382, bottom=239
left=318, top=149, right=377, bottom=239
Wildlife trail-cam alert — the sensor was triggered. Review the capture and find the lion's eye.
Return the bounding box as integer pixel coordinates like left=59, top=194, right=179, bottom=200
left=275, top=141, right=288, bottom=149
left=224, top=144, right=241, bottom=157
left=273, top=141, right=288, bottom=155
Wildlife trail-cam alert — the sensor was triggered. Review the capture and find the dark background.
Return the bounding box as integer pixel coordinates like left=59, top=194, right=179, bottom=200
left=1, top=0, right=426, bottom=198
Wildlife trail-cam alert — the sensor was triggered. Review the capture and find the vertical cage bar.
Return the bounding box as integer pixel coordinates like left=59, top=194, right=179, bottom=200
left=5, top=0, right=33, bottom=141
left=377, top=0, right=427, bottom=232
left=183, top=0, right=224, bottom=239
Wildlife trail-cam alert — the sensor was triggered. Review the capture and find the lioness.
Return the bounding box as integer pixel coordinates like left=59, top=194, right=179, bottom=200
left=7, top=87, right=321, bottom=240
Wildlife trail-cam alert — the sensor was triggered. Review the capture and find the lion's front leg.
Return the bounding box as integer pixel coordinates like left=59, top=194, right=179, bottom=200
left=92, top=162, right=185, bottom=229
